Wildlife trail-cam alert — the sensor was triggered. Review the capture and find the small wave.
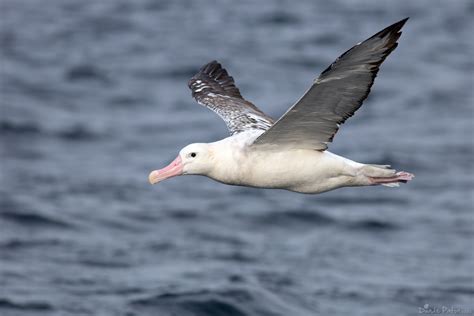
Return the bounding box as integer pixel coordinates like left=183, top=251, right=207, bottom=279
left=168, top=209, right=200, bottom=221
left=430, top=286, right=474, bottom=296
left=0, top=238, right=63, bottom=250
left=146, top=241, right=175, bottom=251
left=129, top=287, right=308, bottom=316
left=0, top=120, right=102, bottom=141
left=345, top=219, right=399, bottom=231
left=55, top=124, right=100, bottom=141
left=320, top=196, right=405, bottom=206
left=0, top=211, right=75, bottom=229
left=0, top=298, right=53, bottom=311
left=77, top=258, right=132, bottom=269
left=0, top=121, right=41, bottom=135
left=214, top=251, right=257, bottom=263
left=392, top=286, right=457, bottom=306
left=254, top=210, right=335, bottom=227
left=259, top=12, right=300, bottom=25
left=175, top=299, right=247, bottom=316
left=65, top=64, right=110, bottom=83
left=130, top=290, right=248, bottom=316
left=190, top=231, right=248, bottom=247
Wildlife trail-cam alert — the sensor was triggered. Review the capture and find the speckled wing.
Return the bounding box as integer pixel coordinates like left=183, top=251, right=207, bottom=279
left=253, top=18, right=408, bottom=150
left=188, top=60, right=274, bottom=135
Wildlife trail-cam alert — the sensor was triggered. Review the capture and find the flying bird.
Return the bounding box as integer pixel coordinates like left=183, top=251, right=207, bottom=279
left=149, top=18, right=414, bottom=194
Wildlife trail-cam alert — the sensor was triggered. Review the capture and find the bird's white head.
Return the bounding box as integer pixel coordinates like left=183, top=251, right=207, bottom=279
left=148, top=143, right=213, bottom=184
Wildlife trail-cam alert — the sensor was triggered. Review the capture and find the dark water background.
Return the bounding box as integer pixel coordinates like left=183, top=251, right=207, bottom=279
left=1, top=0, right=473, bottom=315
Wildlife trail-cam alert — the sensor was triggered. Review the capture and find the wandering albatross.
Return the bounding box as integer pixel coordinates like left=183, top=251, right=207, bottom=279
left=149, top=18, right=414, bottom=194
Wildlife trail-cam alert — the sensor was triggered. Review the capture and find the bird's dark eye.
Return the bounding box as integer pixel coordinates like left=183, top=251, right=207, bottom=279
left=190, top=152, right=197, bottom=158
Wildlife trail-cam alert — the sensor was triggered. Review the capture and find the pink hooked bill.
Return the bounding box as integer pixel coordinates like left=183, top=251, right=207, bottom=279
left=148, top=156, right=183, bottom=184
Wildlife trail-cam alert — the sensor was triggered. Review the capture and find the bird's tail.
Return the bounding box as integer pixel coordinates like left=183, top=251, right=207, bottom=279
left=360, top=164, right=414, bottom=187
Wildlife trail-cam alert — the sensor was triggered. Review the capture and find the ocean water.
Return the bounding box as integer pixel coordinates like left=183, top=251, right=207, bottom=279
left=1, top=0, right=473, bottom=315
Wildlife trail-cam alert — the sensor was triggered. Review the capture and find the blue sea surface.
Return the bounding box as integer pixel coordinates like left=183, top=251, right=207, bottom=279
left=1, top=0, right=473, bottom=315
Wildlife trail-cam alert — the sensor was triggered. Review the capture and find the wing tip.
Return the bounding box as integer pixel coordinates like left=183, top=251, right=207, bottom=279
left=201, top=60, right=222, bottom=75
left=188, top=60, right=243, bottom=99
left=373, top=17, right=409, bottom=40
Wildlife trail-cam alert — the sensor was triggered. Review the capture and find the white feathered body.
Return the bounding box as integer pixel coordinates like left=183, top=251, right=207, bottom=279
left=206, top=131, right=395, bottom=194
